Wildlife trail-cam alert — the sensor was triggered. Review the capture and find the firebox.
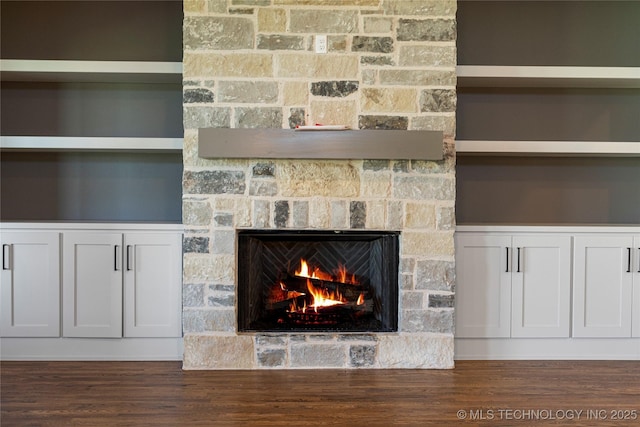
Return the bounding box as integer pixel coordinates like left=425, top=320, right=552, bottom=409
left=237, top=230, right=399, bottom=333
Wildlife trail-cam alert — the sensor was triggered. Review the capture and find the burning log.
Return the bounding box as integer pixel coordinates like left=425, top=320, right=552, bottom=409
left=281, top=274, right=368, bottom=301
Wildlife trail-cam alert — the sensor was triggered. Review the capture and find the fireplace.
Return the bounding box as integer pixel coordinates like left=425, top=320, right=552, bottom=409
left=238, top=230, right=399, bottom=333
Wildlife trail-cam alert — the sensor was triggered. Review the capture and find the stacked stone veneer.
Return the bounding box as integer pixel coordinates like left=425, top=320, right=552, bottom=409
left=182, top=0, right=457, bottom=369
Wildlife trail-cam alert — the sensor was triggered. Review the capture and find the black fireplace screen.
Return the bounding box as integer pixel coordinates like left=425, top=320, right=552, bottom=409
left=237, top=230, right=399, bottom=332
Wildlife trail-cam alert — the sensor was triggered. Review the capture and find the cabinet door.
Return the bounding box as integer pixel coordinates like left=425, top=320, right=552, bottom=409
left=1, top=232, right=60, bottom=337
left=123, top=233, right=182, bottom=337
left=455, top=234, right=512, bottom=338
left=573, top=235, right=634, bottom=338
left=511, top=235, right=571, bottom=338
left=63, top=233, right=122, bottom=338
left=633, top=237, right=640, bottom=338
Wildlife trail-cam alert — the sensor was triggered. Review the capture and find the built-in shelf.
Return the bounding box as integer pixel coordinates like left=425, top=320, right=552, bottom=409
left=455, top=140, right=640, bottom=156
left=457, top=66, right=640, bottom=88
left=0, top=136, right=183, bottom=152
left=0, top=60, right=182, bottom=83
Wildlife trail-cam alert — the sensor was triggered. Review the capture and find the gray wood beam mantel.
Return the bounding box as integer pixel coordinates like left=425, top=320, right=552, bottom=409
left=198, top=128, right=443, bottom=160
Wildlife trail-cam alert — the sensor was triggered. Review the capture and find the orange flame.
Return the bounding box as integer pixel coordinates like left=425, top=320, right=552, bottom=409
left=294, top=259, right=358, bottom=284
left=356, top=293, right=365, bottom=306
left=306, top=279, right=345, bottom=312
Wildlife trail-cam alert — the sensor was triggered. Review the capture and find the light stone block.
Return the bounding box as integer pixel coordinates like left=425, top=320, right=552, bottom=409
left=235, top=198, right=252, bottom=227
left=402, top=231, right=454, bottom=257
left=411, top=115, right=456, bottom=138
left=363, top=17, right=393, bottom=33
left=399, top=45, right=457, bottom=68
left=183, top=199, right=213, bottom=226
left=183, top=335, right=255, bottom=369
left=309, top=198, right=331, bottom=229
left=253, top=199, right=270, bottom=228
left=184, top=53, right=273, bottom=78
left=387, top=201, right=404, bottom=230
left=289, top=10, right=358, bottom=33
left=184, top=17, right=254, bottom=50
left=283, top=81, right=309, bottom=106
left=383, top=0, right=457, bottom=17
left=361, top=88, right=417, bottom=113
left=183, top=308, right=235, bottom=333
left=360, top=171, right=392, bottom=198
left=212, top=230, right=235, bottom=254
left=258, top=8, right=286, bottom=32
left=184, top=0, right=206, bottom=14
left=331, top=200, right=348, bottom=229
left=379, top=70, right=456, bottom=87
left=378, top=335, right=454, bottom=369
left=394, top=176, right=455, bottom=201
left=402, top=309, right=454, bottom=333
left=275, top=0, right=379, bottom=5
left=219, top=81, right=279, bottom=103
left=405, top=202, right=436, bottom=229
left=183, top=254, right=235, bottom=283
left=310, top=100, right=357, bottom=128
left=290, top=343, right=347, bottom=368
left=278, top=161, right=360, bottom=198
left=366, top=201, right=386, bottom=229
left=277, top=54, right=358, bottom=79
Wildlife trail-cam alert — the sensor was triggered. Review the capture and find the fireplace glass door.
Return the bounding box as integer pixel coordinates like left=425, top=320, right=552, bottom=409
left=237, top=230, right=399, bottom=333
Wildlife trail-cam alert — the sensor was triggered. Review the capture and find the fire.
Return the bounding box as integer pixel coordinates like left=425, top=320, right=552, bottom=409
left=289, top=279, right=346, bottom=313
left=294, top=259, right=358, bottom=284
left=356, top=293, right=365, bottom=306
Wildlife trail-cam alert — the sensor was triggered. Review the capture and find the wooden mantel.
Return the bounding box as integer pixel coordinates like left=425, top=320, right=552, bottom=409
left=198, top=128, right=443, bottom=160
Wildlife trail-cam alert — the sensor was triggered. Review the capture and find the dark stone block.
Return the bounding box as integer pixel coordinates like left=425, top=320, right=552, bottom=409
left=258, top=34, right=305, bottom=50
left=183, top=170, right=246, bottom=195
left=182, top=89, right=215, bottom=104
left=393, top=160, right=410, bottom=173
left=257, top=349, right=286, bottom=367
left=350, top=201, right=366, bottom=229
left=274, top=200, right=290, bottom=228
left=397, top=19, right=456, bottom=42
left=360, top=56, right=394, bottom=66
left=349, top=345, right=377, bottom=367
left=288, top=107, right=306, bottom=129
left=183, top=236, right=209, bottom=253
left=358, top=115, right=408, bottom=130
left=209, top=284, right=235, bottom=292
left=428, top=294, right=454, bottom=308
left=420, top=89, right=456, bottom=113
left=230, top=8, right=253, bottom=15
left=208, top=294, right=235, bottom=307
left=311, top=81, right=359, bottom=98
left=363, top=160, right=390, bottom=171
left=252, top=163, right=275, bottom=177
left=352, top=36, right=394, bottom=53
left=183, top=284, right=204, bottom=307
left=214, top=213, right=234, bottom=227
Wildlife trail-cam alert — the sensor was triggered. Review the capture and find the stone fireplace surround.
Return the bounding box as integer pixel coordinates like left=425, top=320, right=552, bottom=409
left=181, top=0, right=457, bottom=369
left=182, top=134, right=456, bottom=369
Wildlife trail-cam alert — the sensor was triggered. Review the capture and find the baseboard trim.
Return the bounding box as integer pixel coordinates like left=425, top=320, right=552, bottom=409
left=0, top=337, right=184, bottom=361
left=455, top=338, right=640, bottom=360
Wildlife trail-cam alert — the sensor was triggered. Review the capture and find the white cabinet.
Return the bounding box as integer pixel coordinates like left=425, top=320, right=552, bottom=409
left=455, top=234, right=512, bottom=338
left=123, top=233, right=182, bottom=338
left=63, top=233, right=123, bottom=338
left=455, top=233, right=571, bottom=338
left=1, top=232, right=60, bottom=337
left=573, top=235, right=640, bottom=338
left=63, top=231, right=182, bottom=338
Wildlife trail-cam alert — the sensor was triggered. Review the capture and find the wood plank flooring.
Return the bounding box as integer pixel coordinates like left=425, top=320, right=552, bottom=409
left=1, top=361, right=639, bottom=426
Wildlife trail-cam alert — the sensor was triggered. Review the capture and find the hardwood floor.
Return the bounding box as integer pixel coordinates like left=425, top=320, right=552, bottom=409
left=1, top=361, right=639, bottom=426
